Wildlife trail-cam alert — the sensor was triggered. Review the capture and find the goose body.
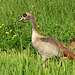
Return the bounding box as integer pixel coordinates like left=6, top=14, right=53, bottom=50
left=32, top=29, right=63, bottom=61
left=19, top=13, right=75, bottom=62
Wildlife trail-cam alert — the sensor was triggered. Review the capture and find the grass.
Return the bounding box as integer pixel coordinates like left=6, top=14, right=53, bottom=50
left=0, top=49, right=75, bottom=75
left=0, top=0, right=75, bottom=75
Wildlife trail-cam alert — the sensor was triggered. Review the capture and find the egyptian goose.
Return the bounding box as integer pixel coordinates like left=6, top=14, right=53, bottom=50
left=19, top=13, right=75, bottom=66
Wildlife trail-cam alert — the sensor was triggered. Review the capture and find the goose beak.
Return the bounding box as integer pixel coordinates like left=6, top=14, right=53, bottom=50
left=19, top=16, right=24, bottom=22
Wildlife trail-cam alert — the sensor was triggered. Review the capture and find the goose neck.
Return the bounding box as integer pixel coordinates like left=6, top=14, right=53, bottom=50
left=29, top=18, right=38, bottom=31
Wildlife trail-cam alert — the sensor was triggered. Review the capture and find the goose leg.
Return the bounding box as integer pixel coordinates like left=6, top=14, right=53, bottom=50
left=42, top=56, right=48, bottom=67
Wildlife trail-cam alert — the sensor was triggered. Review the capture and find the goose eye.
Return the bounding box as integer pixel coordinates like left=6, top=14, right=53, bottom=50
left=23, top=13, right=27, bottom=17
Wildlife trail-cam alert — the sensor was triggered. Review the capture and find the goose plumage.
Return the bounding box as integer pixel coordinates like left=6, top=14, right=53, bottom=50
left=19, top=12, right=75, bottom=65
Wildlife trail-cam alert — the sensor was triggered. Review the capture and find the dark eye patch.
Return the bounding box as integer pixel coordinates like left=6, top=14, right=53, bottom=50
left=23, top=13, right=27, bottom=17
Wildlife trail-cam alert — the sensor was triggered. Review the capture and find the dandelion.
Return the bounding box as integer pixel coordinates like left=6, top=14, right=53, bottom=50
left=12, top=35, right=17, bottom=38
left=10, top=12, right=12, bottom=14
left=12, top=36, right=14, bottom=38
left=13, top=35, right=17, bottom=37
left=1, top=7, right=2, bottom=8
left=10, top=30, right=12, bottom=32
left=5, top=32, right=9, bottom=34
left=37, top=25, right=40, bottom=27
left=0, top=26, right=2, bottom=28
left=56, top=24, right=57, bottom=26
left=2, top=24, right=4, bottom=26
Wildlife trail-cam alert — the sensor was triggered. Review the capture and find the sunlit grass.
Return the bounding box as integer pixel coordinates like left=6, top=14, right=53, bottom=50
left=0, top=48, right=75, bottom=75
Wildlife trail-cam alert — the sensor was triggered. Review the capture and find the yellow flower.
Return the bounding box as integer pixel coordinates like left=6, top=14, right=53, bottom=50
left=10, top=12, right=12, bottom=14
left=12, top=36, right=14, bottom=38
left=56, top=24, right=57, bottom=26
left=1, top=7, right=2, bottom=8
left=0, top=26, right=2, bottom=28
left=10, top=30, right=12, bottom=32
left=12, top=35, right=17, bottom=38
left=5, top=32, right=9, bottom=34
left=37, top=25, right=40, bottom=27
left=2, top=24, right=4, bottom=26
left=13, top=35, right=17, bottom=37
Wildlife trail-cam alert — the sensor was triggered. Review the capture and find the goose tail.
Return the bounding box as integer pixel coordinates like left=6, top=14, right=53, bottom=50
left=63, top=50, right=75, bottom=59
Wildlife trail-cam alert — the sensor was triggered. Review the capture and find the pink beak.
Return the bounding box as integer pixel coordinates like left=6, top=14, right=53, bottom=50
left=19, top=16, right=24, bottom=22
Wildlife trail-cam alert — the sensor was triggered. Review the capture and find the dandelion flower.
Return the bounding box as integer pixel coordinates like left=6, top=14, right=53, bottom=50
left=5, top=32, right=9, bottom=34
left=2, top=24, right=4, bottom=26
left=37, top=25, right=40, bottom=27
left=13, top=35, right=17, bottom=37
left=10, top=12, right=12, bottom=14
left=0, top=26, right=2, bottom=28
left=10, top=30, right=12, bottom=32
left=1, top=7, right=2, bottom=8
left=56, top=24, right=57, bottom=26
left=12, top=35, right=17, bottom=38
left=12, top=36, right=14, bottom=38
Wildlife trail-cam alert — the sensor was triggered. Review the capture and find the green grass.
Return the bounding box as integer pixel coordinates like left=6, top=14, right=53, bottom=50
left=0, top=0, right=75, bottom=75
left=0, top=49, right=75, bottom=75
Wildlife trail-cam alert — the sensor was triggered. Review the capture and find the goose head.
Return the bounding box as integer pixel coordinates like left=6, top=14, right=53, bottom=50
left=19, top=13, right=34, bottom=22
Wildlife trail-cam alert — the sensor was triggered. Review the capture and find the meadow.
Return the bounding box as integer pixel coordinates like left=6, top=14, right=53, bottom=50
left=0, top=0, right=75, bottom=75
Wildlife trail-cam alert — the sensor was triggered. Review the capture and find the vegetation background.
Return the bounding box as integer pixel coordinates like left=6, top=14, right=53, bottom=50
left=0, top=0, right=75, bottom=75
